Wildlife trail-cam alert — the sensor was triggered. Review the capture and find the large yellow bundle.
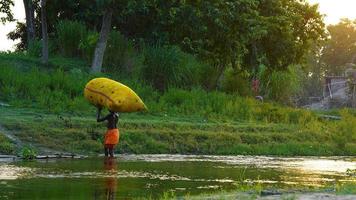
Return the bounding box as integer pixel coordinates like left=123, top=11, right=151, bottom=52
left=84, top=78, right=147, bottom=112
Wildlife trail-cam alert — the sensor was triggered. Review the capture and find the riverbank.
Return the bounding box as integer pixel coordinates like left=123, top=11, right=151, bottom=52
left=1, top=106, right=355, bottom=156
left=1, top=53, right=356, bottom=156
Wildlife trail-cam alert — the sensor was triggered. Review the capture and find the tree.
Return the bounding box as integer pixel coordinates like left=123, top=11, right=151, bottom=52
left=0, top=0, right=14, bottom=24
left=91, top=6, right=112, bottom=73
left=41, top=0, right=48, bottom=64
left=321, top=19, right=356, bottom=75
left=250, top=0, right=325, bottom=72
left=23, top=0, right=36, bottom=48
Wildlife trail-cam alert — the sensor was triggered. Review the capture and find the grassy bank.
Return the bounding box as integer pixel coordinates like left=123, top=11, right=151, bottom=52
left=0, top=132, right=15, bottom=154
left=1, top=107, right=355, bottom=156
left=0, top=53, right=356, bottom=156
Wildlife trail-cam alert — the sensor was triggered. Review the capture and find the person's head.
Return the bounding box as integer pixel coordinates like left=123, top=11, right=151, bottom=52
left=109, top=110, right=115, bottom=114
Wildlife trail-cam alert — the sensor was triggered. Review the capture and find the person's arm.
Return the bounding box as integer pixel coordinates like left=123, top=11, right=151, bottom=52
left=96, top=107, right=109, bottom=122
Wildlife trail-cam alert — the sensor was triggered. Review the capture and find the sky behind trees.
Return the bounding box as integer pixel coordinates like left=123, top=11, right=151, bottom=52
left=1, top=0, right=356, bottom=51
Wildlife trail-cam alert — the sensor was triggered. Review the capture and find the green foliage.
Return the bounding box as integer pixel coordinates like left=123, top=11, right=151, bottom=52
left=332, top=110, right=356, bottom=149
left=0, top=65, right=92, bottom=113
left=27, top=40, right=42, bottom=57
left=27, top=39, right=56, bottom=58
left=322, top=19, right=356, bottom=75
left=56, top=20, right=87, bottom=57
left=0, top=0, right=14, bottom=24
left=0, top=59, right=317, bottom=123
left=20, top=146, right=37, bottom=159
left=103, top=30, right=137, bottom=73
left=221, top=68, right=252, bottom=96
left=79, top=31, right=98, bottom=62
left=1, top=105, right=356, bottom=156
left=141, top=45, right=195, bottom=91
left=0, top=133, right=14, bottom=154
left=336, top=183, right=356, bottom=194
left=261, top=66, right=302, bottom=104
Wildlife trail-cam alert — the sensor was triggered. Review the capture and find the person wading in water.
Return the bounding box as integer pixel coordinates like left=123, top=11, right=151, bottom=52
left=97, top=107, right=119, bottom=157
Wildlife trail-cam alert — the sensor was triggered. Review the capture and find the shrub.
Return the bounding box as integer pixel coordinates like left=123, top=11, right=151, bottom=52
left=28, top=40, right=42, bottom=57
left=332, top=110, right=356, bottom=149
left=261, top=65, right=301, bottom=104
left=103, top=31, right=137, bottom=74
left=141, top=45, right=198, bottom=91
left=221, top=67, right=252, bottom=96
left=20, top=146, right=37, bottom=159
left=0, top=65, right=93, bottom=113
left=79, top=31, right=98, bottom=62
left=56, top=20, right=87, bottom=57
left=27, top=39, right=56, bottom=58
left=0, top=133, right=15, bottom=154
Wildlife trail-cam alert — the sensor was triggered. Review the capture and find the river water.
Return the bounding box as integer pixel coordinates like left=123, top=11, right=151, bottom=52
left=0, top=155, right=355, bottom=199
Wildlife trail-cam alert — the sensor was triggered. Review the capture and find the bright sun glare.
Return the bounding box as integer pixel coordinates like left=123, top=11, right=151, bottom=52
left=307, top=0, right=356, bottom=25
left=2, top=0, right=356, bottom=51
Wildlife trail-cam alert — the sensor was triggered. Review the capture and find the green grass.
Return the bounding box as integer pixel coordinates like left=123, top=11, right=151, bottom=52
left=156, top=182, right=356, bottom=199
left=336, top=183, right=356, bottom=194
left=0, top=52, right=319, bottom=123
left=0, top=132, right=15, bottom=154
left=0, top=53, right=356, bottom=156
left=0, top=106, right=355, bottom=156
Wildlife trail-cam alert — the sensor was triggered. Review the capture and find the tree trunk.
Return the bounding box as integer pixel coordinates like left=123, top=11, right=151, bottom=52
left=23, top=0, right=35, bottom=48
left=41, top=0, right=48, bottom=64
left=91, top=8, right=113, bottom=73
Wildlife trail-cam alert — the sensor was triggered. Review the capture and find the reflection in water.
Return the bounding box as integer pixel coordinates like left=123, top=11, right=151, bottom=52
left=0, top=165, right=33, bottom=180
left=93, top=158, right=118, bottom=200
left=295, top=159, right=356, bottom=174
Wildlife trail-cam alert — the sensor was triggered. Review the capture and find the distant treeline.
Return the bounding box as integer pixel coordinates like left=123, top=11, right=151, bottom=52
left=4, top=0, right=354, bottom=103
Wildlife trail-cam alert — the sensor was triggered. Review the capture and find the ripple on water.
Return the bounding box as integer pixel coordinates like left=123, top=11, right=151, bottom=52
left=119, top=154, right=356, bottom=174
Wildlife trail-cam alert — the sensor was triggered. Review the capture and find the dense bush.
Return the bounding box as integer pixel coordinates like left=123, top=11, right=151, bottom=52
left=221, top=67, right=252, bottom=96
left=0, top=65, right=92, bottom=113
left=261, top=66, right=302, bottom=104
left=332, top=110, right=356, bottom=149
left=0, top=63, right=319, bottom=124
left=0, top=133, right=14, bottom=154
left=56, top=20, right=87, bottom=57
left=79, top=31, right=98, bottom=62
left=141, top=45, right=205, bottom=91
left=103, top=31, right=137, bottom=74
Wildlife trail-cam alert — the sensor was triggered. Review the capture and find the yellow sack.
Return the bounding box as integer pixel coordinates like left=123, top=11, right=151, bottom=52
left=84, top=78, right=147, bottom=112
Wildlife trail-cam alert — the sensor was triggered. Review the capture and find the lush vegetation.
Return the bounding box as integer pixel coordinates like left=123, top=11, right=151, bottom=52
left=1, top=106, right=355, bottom=156
left=2, top=0, right=329, bottom=105
left=0, top=52, right=356, bottom=156
left=0, top=0, right=355, bottom=157
left=0, top=53, right=313, bottom=123
left=0, top=132, right=15, bottom=154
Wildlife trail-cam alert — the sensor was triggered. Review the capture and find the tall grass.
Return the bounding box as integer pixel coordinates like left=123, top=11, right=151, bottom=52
left=0, top=64, right=319, bottom=124
left=221, top=67, right=252, bottom=96
left=0, top=133, right=14, bottom=154
left=103, top=30, right=137, bottom=73
left=141, top=45, right=204, bottom=91
left=261, top=66, right=302, bottom=104
left=56, top=20, right=87, bottom=57
left=0, top=65, right=92, bottom=113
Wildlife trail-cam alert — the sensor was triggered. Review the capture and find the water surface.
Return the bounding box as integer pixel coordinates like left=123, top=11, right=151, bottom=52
left=0, top=155, right=355, bottom=199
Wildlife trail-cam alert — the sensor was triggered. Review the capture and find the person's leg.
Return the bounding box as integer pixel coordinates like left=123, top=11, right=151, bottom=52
left=104, top=145, right=109, bottom=157
left=109, top=145, right=114, bottom=157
